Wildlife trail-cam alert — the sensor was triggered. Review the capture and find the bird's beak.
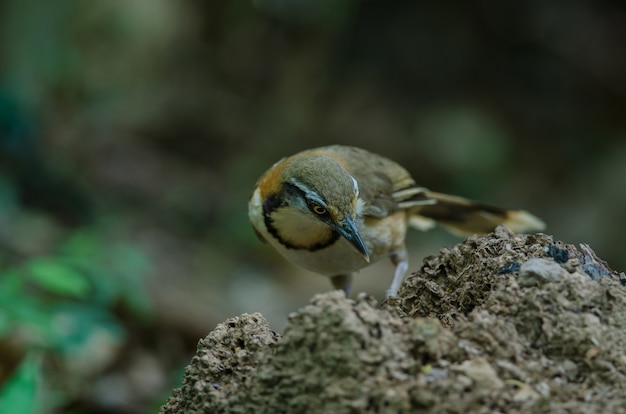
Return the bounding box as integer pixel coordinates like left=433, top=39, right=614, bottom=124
left=335, top=217, right=370, bottom=262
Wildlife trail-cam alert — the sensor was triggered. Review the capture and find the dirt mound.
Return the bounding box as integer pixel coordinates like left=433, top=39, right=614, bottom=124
left=161, top=227, right=626, bottom=413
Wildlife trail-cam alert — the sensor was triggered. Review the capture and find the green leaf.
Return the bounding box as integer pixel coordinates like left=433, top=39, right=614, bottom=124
left=0, top=354, right=40, bottom=414
left=27, top=258, right=90, bottom=298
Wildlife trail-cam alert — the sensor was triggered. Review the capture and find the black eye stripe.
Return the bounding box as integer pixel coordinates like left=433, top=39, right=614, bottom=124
left=285, top=182, right=329, bottom=212
left=284, top=182, right=305, bottom=197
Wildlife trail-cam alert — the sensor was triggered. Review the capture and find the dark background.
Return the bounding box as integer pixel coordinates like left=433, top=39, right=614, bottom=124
left=1, top=0, right=625, bottom=412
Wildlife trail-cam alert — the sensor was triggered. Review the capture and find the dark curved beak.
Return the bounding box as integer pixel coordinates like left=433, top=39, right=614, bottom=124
left=335, top=217, right=370, bottom=262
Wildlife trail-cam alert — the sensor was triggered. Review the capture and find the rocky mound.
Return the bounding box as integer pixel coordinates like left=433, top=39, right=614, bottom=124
left=161, top=227, right=626, bottom=413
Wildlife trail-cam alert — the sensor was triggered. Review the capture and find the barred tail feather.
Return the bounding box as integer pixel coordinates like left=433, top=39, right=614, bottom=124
left=501, top=209, right=546, bottom=234
left=408, top=191, right=545, bottom=236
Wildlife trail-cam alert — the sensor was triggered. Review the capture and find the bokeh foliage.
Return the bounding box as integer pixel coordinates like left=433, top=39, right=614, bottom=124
left=0, top=172, right=151, bottom=412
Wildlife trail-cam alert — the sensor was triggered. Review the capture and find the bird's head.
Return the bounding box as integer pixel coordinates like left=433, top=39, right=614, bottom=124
left=261, top=154, right=369, bottom=260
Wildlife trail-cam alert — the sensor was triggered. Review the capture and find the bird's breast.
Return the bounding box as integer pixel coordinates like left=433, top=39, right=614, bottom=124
left=249, top=188, right=409, bottom=276
left=266, top=234, right=372, bottom=276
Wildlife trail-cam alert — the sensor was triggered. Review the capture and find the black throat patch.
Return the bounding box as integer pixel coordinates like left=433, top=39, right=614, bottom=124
left=263, top=192, right=340, bottom=251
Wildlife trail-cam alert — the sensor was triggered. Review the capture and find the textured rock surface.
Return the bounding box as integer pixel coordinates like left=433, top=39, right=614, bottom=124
left=161, top=227, right=626, bottom=414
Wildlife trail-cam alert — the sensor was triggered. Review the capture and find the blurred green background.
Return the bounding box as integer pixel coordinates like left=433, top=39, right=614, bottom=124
left=1, top=0, right=625, bottom=412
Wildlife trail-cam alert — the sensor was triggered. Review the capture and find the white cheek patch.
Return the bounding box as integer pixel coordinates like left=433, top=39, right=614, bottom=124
left=350, top=176, right=359, bottom=196
left=248, top=188, right=264, bottom=228
left=350, top=176, right=365, bottom=216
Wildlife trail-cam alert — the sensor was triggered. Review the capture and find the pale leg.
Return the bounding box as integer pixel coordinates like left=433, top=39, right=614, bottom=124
left=387, top=249, right=409, bottom=297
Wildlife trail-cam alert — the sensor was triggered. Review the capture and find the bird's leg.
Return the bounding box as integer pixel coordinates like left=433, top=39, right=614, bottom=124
left=387, top=249, right=409, bottom=298
left=330, top=274, right=353, bottom=295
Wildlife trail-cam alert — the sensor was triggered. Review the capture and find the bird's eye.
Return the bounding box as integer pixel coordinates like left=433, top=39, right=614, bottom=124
left=312, top=205, right=327, bottom=215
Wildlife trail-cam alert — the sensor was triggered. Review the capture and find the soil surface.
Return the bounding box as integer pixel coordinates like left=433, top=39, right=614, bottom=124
left=161, top=226, right=626, bottom=413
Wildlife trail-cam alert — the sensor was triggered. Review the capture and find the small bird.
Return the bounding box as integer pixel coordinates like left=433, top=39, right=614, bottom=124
left=249, top=145, right=545, bottom=297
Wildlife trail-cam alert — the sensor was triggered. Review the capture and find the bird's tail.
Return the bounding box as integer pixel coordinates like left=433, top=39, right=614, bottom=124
left=408, top=191, right=545, bottom=236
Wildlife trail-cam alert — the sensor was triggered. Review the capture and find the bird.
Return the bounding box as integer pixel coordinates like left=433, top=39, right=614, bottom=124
left=248, top=145, right=545, bottom=297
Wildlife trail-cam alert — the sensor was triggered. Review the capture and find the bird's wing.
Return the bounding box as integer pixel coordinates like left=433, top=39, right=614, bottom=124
left=312, top=146, right=435, bottom=218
